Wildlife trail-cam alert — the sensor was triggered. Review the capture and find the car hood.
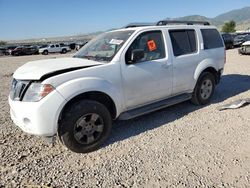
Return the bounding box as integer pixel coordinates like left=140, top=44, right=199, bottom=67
left=13, top=57, right=103, bottom=80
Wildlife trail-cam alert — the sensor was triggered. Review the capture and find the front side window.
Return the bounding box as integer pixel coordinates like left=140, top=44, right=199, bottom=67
left=169, top=29, right=197, bottom=56
left=74, top=30, right=134, bottom=63
left=125, top=31, right=166, bottom=63
left=201, top=29, right=224, bottom=49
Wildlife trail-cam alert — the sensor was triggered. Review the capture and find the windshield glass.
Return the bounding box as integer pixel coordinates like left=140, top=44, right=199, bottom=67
left=74, top=30, right=134, bottom=62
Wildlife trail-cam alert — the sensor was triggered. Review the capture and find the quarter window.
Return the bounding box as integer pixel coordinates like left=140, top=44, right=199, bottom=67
left=125, top=31, right=165, bottom=63
left=201, top=29, right=224, bottom=49
left=169, top=29, right=197, bottom=56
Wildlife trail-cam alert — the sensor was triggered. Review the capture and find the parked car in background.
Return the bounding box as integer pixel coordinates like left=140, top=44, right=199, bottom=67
left=221, top=33, right=234, bottom=49
left=233, top=35, right=246, bottom=47
left=39, top=44, right=71, bottom=55
left=238, top=41, right=250, bottom=55
left=5, top=46, right=18, bottom=55
left=11, top=46, right=39, bottom=56
left=68, top=43, right=76, bottom=50
left=242, top=35, right=250, bottom=43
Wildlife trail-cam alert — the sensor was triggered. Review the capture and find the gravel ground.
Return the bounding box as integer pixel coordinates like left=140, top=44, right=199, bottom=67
left=0, top=50, right=250, bottom=187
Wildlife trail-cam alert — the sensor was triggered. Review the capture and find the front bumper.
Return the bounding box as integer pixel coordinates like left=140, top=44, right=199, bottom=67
left=9, top=90, right=66, bottom=136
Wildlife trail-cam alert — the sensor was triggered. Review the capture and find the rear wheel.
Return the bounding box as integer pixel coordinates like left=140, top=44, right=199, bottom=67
left=58, top=100, right=112, bottom=153
left=191, top=72, right=215, bottom=105
left=61, top=48, right=67, bottom=54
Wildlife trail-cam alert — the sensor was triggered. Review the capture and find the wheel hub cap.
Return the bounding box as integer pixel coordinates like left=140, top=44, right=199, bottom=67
left=200, top=79, right=213, bottom=100
left=73, top=113, right=104, bottom=145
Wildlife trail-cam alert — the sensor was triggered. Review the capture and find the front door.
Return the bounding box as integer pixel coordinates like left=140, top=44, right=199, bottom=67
left=121, top=30, right=173, bottom=109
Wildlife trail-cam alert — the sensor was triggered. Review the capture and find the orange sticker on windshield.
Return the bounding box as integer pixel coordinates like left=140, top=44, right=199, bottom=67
left=147, top=40, right=157, bottom=51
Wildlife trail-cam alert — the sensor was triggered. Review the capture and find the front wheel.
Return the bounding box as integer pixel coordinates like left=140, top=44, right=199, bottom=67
left=43, top=50, right=48, bottom=55
left=58, top=100, right=112, bottom=153
left=191, top=72, right=215, bottom=105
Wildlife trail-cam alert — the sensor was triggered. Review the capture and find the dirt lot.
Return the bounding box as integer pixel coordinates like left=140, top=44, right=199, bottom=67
left=0, top=50, right=250, bottom=187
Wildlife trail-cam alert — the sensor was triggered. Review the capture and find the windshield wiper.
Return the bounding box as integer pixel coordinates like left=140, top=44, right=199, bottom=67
left=74, top=54, right=110, bottom=63
left=80, top=55, right=96, bottom=60
left=94, top=55, right=111, bottom=62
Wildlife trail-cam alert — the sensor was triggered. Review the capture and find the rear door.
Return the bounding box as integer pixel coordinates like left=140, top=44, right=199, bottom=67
left=55, top=44, right=61, bottom=52
left=168, top=29, right=201, bottom=94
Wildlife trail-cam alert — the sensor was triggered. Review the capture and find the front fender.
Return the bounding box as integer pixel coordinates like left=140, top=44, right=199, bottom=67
left=55, top=77, right=123, bottom=117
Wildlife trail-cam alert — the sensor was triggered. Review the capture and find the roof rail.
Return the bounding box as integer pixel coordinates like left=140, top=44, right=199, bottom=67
left=156, top=20, right=210, bottom=26
left=124, top=23, right=154, bottom=28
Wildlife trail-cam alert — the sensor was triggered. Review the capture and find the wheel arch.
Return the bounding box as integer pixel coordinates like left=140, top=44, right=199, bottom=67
left=59, top=91, right=117, bottom=123
left=194, top=60, right=220, bottom=84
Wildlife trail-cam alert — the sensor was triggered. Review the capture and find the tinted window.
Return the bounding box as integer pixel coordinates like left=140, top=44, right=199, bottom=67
left=56, top=45, right=59, bottom=47
left=244, top=35, right=250, bottom=41
left=126, top=31, right=165, bottom=63
left=221, top=33, right=233, bottom=43
left=169, top=29, right=197, bottom=56
left=201, top=29, right=224, bottom=49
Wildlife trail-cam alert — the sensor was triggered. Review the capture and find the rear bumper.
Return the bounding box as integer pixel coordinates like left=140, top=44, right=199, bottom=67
left=9, top=90, right=66, bottom=136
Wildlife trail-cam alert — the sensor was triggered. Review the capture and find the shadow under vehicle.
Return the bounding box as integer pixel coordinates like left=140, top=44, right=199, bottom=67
left=108, top=74, right=250, bottom=146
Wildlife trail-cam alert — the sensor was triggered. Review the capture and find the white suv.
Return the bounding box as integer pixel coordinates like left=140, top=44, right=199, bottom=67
left=9, top=20, right=225, bottom=153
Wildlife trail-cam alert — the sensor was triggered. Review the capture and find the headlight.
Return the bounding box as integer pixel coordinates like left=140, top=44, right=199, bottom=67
left=22, top=83, right=54, bottom=102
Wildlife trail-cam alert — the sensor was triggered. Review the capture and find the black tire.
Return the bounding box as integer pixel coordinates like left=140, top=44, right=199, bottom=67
left=191, top=72, right=215, bottom=105
left=61, top=48, right=67, bottom=54
left=58, top=100, right=112, bottom=153
left=43, top=50, right=48, bottom=55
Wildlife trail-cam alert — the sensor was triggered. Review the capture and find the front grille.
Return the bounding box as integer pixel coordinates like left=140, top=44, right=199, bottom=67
left=10, top=79, right=30, bottom=101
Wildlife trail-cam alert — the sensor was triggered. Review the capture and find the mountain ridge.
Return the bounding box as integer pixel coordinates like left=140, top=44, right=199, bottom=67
left=171, top=7, right=250, bottom=30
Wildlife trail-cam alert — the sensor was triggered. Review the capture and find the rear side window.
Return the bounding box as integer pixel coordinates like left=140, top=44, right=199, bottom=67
left=169, top=29, right=197, bottom=56
left=201, top=29, right=224, bottom=49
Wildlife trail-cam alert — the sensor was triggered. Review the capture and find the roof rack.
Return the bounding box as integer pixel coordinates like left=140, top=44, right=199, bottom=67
left=124, top=23, right=154, bottom=28
left=156, top=20, right=210, bottom=26
left=124, top=20, right=210, bottom=29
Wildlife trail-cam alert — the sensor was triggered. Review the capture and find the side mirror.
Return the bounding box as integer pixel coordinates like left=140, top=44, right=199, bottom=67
left=130, top=49, right=144, bottom=63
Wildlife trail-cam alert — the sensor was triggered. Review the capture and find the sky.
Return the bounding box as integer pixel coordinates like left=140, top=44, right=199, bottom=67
left=0, top=0, right=249, bottom=40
